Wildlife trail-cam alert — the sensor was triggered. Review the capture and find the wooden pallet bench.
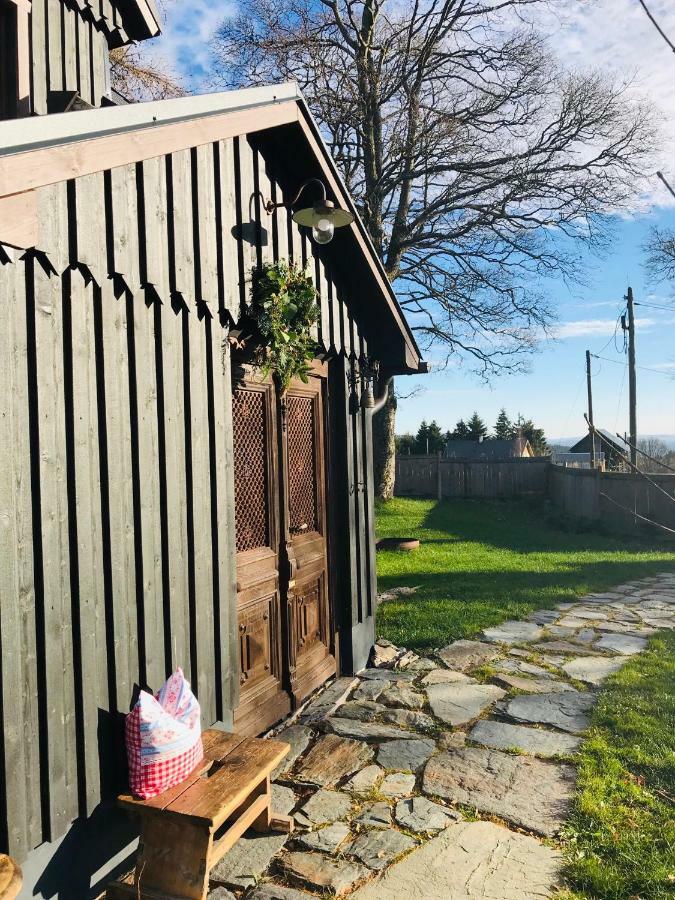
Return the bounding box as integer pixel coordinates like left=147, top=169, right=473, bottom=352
left=107, top=729, right=292, bottom=900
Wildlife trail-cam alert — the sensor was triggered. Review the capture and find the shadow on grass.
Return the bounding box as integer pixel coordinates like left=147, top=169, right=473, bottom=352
left=375, top=498, right=675, bottom=651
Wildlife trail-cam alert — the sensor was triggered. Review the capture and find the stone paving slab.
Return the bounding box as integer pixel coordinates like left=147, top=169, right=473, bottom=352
left=395, top=796, right=460, bottom=833
left=437, top=640, right=502, bottom=671
left=594, top=633, right=648, bottom=655
left=562, top=655, right=626, bottom=685
left=246, top=885, right=314, bottom=900
left=380, top=772, right=416, bottom=797
left=483, top=621, right=544, bottom=644
left=493, top=673, right=574, bottom=694
left=295, top=821, right=351, bottom=854
left=293, top=734, right=373, bottom=786
left=423, top=748, right=574, bottom=837
left=343, top=764, right=383, bottom=794
left=421, top=668, right=475, bottom=685
left=272, top=725, right=314, bottom=779
left=350, top=821, right=562, bottom=899
left=210, top=833, right=288, bottom=890
left=278, top=852, right=370, bottom=896
left=426, top=681, right=506, bottom=726
left=325, top=718, right=418, bottom=742
left=377, top=738, right=436, bottom=772
left=345, top=829, right=417, bottom=870
left=354, top=800, right=392, bottom=829
left=294, top=790, right=352, bottom=827
left=504, top=691, right=595, bottom=734
left=468, top=719, right=580, bottom=756
left=299, top=677, right=360, bottom=724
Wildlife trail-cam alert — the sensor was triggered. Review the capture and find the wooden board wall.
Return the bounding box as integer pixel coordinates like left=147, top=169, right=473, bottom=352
left=29, top=0, right=121, bottom=115
left=0, top=130, right=377, bottom=861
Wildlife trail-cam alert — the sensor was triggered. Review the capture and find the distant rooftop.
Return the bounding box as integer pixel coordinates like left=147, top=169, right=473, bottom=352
left=445, top=437, right=533, bottom=460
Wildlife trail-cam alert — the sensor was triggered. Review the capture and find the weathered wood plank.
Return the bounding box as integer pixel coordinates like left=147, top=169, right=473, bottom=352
left=140, top=156, right=170, bottom=300
left=328, top=271, right=341, bottom=356
left=47, top=0, right=63, bottom=93
left=74, top=171, right=105, bottom=279
left=37, top=180, right=70, bottom=276
left=256, top=152, right=274, bottom=266
left=215, top=139, right=240, bottom=320
left=109, top=164, right=141, bottom=291
left=62, top=3, right=78, bottom=93
left=30, top=0, right=48, bottom=114
left=314, top=251, right=330, bottom=353
left=236, top=137, right=257, bottom=306
left=194, top=144, right=219, bottom=305
left=99, top=276, right=138, bottom=708
left=32, top=261, right=79, bottom=837
left=0, top=254, right=41, bottom=859
left=69, top=268, right=105, bottom=815
left=188, top=308, right=216, bottom=726
left=209, top=334, right=238, bottom=719
left=77, top=15, right=92, bottom=104
left=160, top=302, right=190, bottom=676
left=133, top=291, right=165, bottom=691
left=169, top=149, right=195, bottom=302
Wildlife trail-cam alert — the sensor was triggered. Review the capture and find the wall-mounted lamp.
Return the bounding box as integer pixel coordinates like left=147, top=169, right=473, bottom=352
left=265, top=178, right=354, bottom=245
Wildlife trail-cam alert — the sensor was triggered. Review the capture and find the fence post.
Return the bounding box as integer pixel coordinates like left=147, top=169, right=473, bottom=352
left=436, top=451, right=443, bottom=500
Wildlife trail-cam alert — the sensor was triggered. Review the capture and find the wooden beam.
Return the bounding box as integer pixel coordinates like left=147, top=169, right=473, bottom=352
left=0, top=101, right=300, bottom=199
left=0, top=191, right=37, bottom=249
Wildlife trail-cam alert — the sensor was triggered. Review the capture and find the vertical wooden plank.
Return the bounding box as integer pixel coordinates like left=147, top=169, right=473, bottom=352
left=194, top=145, right=219, bottom=305
left=134, top=291, right=165, bottom=691
left=0, top=255, right=41, bottom=859
left=328, top=272, right=341, bottom=355
left=32, top=261, right=79, bottom=838
left=62, top=2, right=78, bottom=93
left=274, top=178, right=290, bottom=265
left=91, top=26, right=108, bottom=105
left=169, top=149, right=195, bottom=302
left=160, top=301, right=190, bottom=676
left=75, top=171, right=105, bottom=280
left=30, top=0, right=48, bottom=114
left=141, top=156, right=170, bottom=301
left=187, top=309, right=216, bottom=725
left=210, top=334, right=238, bottom=720
left=237, top=137, right=257, bottom=306
left=256, top=152, right=274, bottom=267
left=109, top=164, right=141, bottom=292
left=69, top=269, right=105, bottom=816
left=314, top=252, right=330, bottom=353
left=349, top=318, right=366, bottom=624
left=47, top=0, right=63, bottom=93
left=341, top=288, right=352, bottom=358
left=99, top=276, right=138, bottom=709
left=37, top=181, right=70, bottom=276
left=77, top=15, right=92, bottom=103
left=215, top=139, right=240, bottom=320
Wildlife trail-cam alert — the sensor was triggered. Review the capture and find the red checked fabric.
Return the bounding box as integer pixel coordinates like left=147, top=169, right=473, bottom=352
left=125, top=668, right=204, bottom=799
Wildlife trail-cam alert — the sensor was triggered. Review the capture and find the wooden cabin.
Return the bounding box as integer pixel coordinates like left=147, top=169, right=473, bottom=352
left=0, top=1, right=423, bottom=892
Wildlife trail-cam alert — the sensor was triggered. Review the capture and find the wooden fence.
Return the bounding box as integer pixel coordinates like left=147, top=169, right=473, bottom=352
left=395, top=455, right=550, bottom=499
left=395, top=455, right=675, bottom=538
left=549, top=464, right=675, bottom=536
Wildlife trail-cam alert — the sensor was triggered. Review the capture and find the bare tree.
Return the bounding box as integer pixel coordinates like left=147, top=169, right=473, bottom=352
left=213, top=0, right=658, bottom=498
left=110, top=45, right=185, bottom=101
left=645, top=225, right=675, bottom=283
left=110, top=2, right=184, bottom=101
left=636, top=437, right=674, bottom=474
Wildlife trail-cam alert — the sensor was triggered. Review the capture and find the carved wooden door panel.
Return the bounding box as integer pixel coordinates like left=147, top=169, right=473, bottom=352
left=283, top=372, right=336, bottom=703
left=232, top=378, right=291, bottom=735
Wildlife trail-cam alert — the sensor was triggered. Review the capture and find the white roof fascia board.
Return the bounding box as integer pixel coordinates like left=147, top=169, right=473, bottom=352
left=0, top=82, right=301, bottom=157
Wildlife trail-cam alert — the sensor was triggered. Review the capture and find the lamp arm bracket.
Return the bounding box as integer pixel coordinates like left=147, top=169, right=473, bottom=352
left=265, top=177, right=327, bottom=214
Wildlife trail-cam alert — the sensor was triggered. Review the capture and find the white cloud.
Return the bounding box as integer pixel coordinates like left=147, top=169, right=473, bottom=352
left=554, top=317, right=656, bottom=338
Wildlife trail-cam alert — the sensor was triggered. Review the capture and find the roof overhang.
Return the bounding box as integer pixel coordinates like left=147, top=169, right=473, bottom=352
left=115, top=0, right=161, bottom=41
left=0, top=82, right=423, bottom=374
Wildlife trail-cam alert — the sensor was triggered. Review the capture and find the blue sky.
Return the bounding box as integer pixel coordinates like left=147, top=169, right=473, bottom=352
left=148, top=0, right=675, bottom=440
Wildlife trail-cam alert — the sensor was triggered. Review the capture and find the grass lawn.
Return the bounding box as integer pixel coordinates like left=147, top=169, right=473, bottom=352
left=375, top=497, right=675, bottom=650
left=561, top=631, right=675, bottom=900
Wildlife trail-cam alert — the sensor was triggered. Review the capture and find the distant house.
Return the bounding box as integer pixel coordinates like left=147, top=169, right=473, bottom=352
left=445, top=437, right=533, bottom=459
left=568, top=431, right=629, bottom=470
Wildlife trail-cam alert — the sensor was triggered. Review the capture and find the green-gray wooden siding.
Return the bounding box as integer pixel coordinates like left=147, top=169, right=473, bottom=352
left=0, top=132, right=377, bottom=861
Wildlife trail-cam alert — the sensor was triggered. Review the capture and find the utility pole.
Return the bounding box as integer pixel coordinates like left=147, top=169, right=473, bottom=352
left=586, top=350, right=595, bottom=467
left=626, top=287, right=637, bottom=467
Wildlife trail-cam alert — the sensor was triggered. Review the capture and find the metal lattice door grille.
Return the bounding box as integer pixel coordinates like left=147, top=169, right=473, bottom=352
left=233, top=389, right=270, bottom=552
left=287, top=395, right=318, bottom=534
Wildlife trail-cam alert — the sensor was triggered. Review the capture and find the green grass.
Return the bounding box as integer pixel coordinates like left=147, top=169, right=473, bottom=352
left=561, top=632, right=675, bottom=899
left=375, top=497, right=675, bottom=650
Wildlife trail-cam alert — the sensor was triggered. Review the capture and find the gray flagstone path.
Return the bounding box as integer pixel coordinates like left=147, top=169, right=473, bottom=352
left=208, top=572, right=675, bottom=898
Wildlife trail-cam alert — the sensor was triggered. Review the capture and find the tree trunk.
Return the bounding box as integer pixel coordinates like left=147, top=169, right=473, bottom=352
left=373, top=381, right=397, bottom=500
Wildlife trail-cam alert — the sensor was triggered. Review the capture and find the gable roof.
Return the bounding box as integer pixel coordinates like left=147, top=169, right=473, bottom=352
left=445, top=438, right=532, bottom=459
left=569, top=430, right=628, bottom=458
left=0, top=83, right=423, bottom=373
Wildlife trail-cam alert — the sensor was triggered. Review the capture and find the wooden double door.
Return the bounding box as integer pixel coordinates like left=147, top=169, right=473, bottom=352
left=231, top=365, right=337, bottom=735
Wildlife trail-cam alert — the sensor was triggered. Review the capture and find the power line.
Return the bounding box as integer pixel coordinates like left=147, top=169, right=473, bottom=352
left=600, top=492, right=675, bottom=535
left=589, top=352, right=673, bottom=378
left=638, top=1, right=675, bottom=54
left=634, top=300, right=675, bottom=312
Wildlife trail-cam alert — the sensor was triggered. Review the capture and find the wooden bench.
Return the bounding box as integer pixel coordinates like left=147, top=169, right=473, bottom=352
left=107, top=729, right=292, bottom=900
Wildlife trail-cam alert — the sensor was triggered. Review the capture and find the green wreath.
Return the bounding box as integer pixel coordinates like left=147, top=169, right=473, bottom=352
left=251, top=261, right=320, bottom=393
